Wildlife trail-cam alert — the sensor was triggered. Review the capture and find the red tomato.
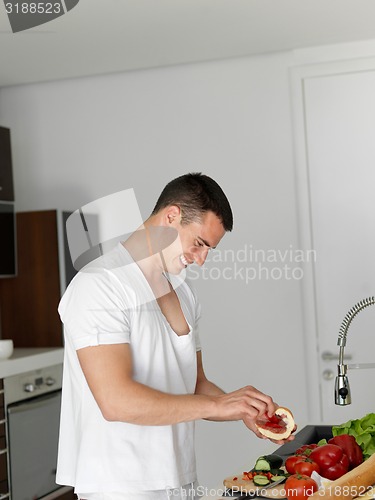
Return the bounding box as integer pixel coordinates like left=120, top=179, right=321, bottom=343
left=285, top=474, right=318, bottom=500
left=294, top=458, right=321, bottom=476
left=285, top=455, right=305, bottom=474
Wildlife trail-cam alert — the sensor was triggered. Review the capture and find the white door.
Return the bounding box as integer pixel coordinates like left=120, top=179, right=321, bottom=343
left=294, top=61, right=375, bottom=424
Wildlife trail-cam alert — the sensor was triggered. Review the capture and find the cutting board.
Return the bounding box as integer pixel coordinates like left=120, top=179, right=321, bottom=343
left=223, top=474, right=287, bottom=498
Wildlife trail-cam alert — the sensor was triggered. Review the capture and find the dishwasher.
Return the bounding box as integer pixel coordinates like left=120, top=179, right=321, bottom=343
left=3, top=364, right=65, bottom=500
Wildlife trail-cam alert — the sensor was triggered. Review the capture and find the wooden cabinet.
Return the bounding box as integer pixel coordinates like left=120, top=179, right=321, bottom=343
left=0, top=127, right=14, bottom=202
left=0, top=210, right=75, bottom=347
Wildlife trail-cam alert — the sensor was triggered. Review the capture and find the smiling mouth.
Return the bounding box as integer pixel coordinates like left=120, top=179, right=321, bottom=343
left=180, top=255, right=190, bottom=267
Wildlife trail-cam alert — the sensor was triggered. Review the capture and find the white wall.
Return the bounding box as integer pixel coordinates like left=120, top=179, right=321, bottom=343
left=0, top=51, right=308, bottom=490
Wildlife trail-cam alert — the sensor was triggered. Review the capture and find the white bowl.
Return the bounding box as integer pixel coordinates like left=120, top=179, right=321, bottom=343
left=0, top=340, right=14, bottom=360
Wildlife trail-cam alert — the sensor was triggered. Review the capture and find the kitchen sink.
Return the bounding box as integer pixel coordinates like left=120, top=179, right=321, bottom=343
left=274, top=425, right=333, bottom=459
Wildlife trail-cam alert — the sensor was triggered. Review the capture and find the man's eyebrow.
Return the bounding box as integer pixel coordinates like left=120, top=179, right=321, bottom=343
left=197, top=236, right=216, bottom=249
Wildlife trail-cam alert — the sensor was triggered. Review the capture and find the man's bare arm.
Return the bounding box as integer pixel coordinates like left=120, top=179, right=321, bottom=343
left=195, top=350, right=225, bottom=397
left=77, top=343, right=277, bottom=430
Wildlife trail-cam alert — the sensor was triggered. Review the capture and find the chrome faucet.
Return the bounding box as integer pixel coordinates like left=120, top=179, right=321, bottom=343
left=335, top=296, right=375, bottom=405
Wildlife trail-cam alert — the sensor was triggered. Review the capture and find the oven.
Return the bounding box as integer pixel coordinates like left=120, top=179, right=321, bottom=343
left=3, top=364, right=65, bottom=500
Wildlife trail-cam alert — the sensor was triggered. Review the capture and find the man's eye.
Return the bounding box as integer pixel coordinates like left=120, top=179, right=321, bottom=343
left=195, top=240, right=204, bottom=247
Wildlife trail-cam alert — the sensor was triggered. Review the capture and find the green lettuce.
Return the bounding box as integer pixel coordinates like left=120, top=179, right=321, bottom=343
left=332, top=413, right=375, bottom=459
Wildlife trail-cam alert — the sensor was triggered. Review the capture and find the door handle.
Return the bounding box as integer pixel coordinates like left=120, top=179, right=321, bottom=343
left=321, top=350, right=352, bottom=361
left=322, top=369, right=334, bottom=380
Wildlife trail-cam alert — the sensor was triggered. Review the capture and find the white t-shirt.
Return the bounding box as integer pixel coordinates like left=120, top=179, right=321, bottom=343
left=56, top=243, right=202, bottom=494
left=77, top=481, right=201, bottom=500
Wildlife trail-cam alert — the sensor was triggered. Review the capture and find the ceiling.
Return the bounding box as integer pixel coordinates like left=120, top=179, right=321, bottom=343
left=1, top=0, right=375, bottom=88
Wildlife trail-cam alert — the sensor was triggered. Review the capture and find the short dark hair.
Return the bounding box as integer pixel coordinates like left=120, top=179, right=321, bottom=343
left=152, top=173, right=233, bottom=231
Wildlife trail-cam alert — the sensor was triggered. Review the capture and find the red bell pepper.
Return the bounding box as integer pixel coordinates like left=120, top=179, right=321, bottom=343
left=295, top=443, right=319, bottom=456
left=328, top=434, right=363, bottom=470
left=310, top=444, right=349, bottom=480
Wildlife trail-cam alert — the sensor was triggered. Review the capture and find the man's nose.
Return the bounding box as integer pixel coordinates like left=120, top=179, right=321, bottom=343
left=194, top=248, right=209, bottom=266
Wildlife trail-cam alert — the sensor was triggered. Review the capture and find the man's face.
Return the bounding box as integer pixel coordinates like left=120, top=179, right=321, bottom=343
left=163, top=211, right=226, bottom=275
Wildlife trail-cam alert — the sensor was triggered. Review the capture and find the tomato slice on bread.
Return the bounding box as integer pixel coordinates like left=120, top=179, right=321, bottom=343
left=255, top=407, right=295, bottom=440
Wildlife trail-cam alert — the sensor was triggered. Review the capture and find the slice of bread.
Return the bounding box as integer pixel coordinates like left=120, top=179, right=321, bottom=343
left=255, top=407, right=295, bottom=440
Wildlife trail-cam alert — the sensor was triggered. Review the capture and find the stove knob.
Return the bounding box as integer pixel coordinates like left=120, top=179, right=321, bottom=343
left=24, top=383, right=35, bottom=393
left=46, top=377, right=56, bottom=386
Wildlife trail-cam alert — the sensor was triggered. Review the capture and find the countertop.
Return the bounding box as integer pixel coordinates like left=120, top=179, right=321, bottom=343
left=199, top=423, right=314, bottom=500
left=0, top=347, right=64, bottom=378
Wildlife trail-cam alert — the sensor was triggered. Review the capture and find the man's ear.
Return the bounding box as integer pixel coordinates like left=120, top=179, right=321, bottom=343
left=165, top=205, right=181, bottom=225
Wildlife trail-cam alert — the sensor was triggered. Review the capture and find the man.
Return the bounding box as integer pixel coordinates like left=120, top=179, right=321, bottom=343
left=57, top=173, right=293, bottom=499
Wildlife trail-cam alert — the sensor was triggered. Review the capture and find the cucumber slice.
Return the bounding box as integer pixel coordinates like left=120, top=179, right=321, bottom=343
left=254, top=454, right=283, bottom=472
left=253, top=475, right=271, bottom=487
left=271, top=475, right=286, bottom=483
left=254, top=457, right=271, bottom=471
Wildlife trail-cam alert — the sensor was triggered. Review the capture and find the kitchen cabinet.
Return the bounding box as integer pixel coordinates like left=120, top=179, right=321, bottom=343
left=0, top=210, right=75, bottom=347
left=0, top=127, right=14, bottom=202
left=0, top=202, right=16, bottom=278
left=0, top=127, right=16, bottom=278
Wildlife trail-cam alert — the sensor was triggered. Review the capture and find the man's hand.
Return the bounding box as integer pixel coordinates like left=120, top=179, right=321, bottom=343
left=265, top=429, right=296, bottom=445
left=210, top=385, right=276, bottom=424
left=195, top=353, right=296, bottom=442
left=209, top=385, right=297, bottom=443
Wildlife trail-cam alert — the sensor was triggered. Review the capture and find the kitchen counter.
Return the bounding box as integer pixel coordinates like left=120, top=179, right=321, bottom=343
left=199, top=449, right=278, bottom=499
left=0, top=347, right=64, bottom=378
left=200, top=424, right=375, bottom=500
left=199, top=423, right=315, bottom=500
